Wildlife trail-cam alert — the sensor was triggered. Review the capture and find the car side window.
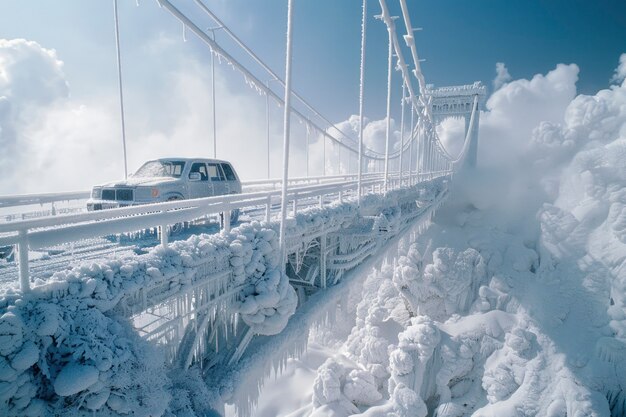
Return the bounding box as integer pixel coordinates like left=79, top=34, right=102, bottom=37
left=208, top=163, right=225, bottom=181
left=189, top=162, right=208, bottom=181
left=221, top=163, right=237, bottom=181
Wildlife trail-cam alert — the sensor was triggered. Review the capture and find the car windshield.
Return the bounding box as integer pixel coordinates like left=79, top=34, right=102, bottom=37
left=133, top=160, right=186, bottom=178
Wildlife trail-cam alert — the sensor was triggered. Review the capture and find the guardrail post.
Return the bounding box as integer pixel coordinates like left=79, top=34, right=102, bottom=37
left=265, top=195, right=272, bottom=223
left=223, top=210, right=231, bottom=233
left=51, top=202, right=56, bottom=216
left=160, top=209, right=169, bottom=248
left=319, top=194, right=323, bottom=208
left=17, top=231, right=30, bottom=293
left=292, top=197, right=297, bottom=216
left=160, top=224, right=169, bottom=247
left=338, top=190, right=343, bottom=203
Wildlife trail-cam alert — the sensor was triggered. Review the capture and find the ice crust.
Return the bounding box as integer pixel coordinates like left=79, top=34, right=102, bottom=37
left=304, top=69, right=626, bottom=417
left=0, top=177, right=445, bottom=416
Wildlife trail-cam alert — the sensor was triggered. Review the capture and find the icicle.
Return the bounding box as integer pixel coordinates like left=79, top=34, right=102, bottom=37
left=182, top=24, right=187, bottom=42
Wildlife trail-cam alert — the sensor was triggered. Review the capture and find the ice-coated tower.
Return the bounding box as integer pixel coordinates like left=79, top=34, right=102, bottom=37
left=426, top=82, right=487, bottom=168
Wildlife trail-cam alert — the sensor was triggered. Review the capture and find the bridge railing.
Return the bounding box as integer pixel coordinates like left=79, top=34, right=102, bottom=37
left=1, top=173, right=441, bottom=292
left=0, top=173, right=387, bottom=222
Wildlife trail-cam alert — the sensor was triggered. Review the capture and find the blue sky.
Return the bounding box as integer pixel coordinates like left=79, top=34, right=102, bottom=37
left=1, top=0, right=624, bottom=121
left=0, top=1, right=625, bottom=192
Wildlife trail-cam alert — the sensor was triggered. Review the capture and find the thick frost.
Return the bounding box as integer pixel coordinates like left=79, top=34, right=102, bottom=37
left=304, top=58, right=626, bottom=417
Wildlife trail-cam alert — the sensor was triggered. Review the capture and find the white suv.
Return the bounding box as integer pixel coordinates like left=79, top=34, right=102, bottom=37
left=87, top=158, right=242, bottom=221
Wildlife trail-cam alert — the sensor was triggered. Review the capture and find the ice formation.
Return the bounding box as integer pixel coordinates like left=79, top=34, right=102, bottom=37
left=0, top=217, right=301, bottom=415
left=0, top=173, right=447, bottom=416
left=304, top=61, right=626, bottom=417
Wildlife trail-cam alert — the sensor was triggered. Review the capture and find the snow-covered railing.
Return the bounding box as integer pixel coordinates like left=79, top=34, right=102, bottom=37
left=424, top=81, right=486, bottom=98
left=0, top=191, right=90, bottom=208
left=1, top=174, right=434, bottom=292
left=0, top=176, right=451, bottom=417
left=0, top=173, right=385, bottom=214
left=240, top=172, right=384, bottom=189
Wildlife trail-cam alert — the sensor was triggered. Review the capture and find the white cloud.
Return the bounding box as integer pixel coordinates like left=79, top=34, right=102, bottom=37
left=0, top=39, right=68, bottom=106
left=479, top=63, right=579, bottom=169
left=453, top=63, right=579, bottom=235
left=0, top=39, right=70, bottom=193
left=0, top=37, right=304, bottom=194
left=611, top=53, right=626, bottom=84
left=493, top=62, right=512, bottom=90
left=305, top=115, right=404, bottom=176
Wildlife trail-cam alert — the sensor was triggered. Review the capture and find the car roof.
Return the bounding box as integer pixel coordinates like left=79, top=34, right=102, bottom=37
left=155, top=157, right=232, bottom=164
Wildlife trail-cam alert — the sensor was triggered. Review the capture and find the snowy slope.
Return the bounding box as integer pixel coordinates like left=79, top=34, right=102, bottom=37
left=268, top=61, right=626, bottom=417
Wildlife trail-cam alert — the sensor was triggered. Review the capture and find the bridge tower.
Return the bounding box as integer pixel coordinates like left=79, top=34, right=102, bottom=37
left=426, top=82, right=486, bottom=168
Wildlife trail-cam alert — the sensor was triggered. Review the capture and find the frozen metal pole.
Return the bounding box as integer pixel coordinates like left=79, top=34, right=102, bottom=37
left=113, top=0, right=128, bottom=179
left=209, top=28, right=220, bottom=158
left=409, top=104, right=414, bottom=185
left=212, top=45, right=216, bottom=157
left=417, top=121, right=423, bottom=179
left=323, top=135, right=326, bottom=176
left=383, top=16, right=393, bottom=192
left=266, top=81, right=271, bottom=178
left=278, top=0, right=295, bottom=269
left=306, top=123, right=310, bottom=177
left=357, top=0, right=367, bottom=204
left=18, top=231, right=30, bottom=293
left=399, top=82, right=406, bottom=186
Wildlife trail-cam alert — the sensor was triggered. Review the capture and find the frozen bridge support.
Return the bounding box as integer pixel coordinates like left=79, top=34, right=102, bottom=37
left=426, top=82, right=487, bottom=169
left=0, top=176, right=450, bottom=416
left=129, top=177, right=450, bottom=372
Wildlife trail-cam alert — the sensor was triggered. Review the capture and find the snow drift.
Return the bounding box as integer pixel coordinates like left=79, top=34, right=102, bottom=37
left=304, top=59, right=626, bottom=417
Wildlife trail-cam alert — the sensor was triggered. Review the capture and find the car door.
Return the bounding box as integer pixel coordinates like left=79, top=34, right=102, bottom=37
left=220, top=163, right=241, bottom=193
left=188, top=162, right=213, bottom=199
left=207, top=163, right=229, bottom=196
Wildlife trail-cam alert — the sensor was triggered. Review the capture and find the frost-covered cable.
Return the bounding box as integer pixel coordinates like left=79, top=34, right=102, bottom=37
left=357, top=0, right=367, bottom=204
left=399, top=82, right=406, bottom=185
left=409, top=103, right=414, bottom=184
left=266, top=80, right=271, bottom=178
left=156, top=0, right=388, bottom=160
left=278, top=0, right=294, bottom=270
left=306, top=123, right=310, bottom=177
left=323, top=135, right=326, bottom=175
left=398, top=0, right=428, bottom=110
left=192, top=0, right=364, bottom=156
left=113, top=0, right=128, bottom=179
left=208, top=28, right=220, bottom=158
left=383, top=13, right=393, bottom=191
left=449, top=95, right=479, bottom=166
left=418, top=120, right=424, bottom=176
left=380, top=0, right=459, bottom=168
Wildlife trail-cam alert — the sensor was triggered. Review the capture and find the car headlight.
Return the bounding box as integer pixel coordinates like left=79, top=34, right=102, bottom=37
left=151, top=188, right=159, bottom=198
left=91, top=187, right=102, bottom=199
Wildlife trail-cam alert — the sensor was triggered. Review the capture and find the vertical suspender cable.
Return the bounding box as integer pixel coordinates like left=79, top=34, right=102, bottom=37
left=383, top=18, right=393, bottom=192
left=408, top=104, right=414, bottom=185
left=338, top=139, right=342, bottom=174
left=113, top=0, right=128, bottom=179
left=278, top=0, right=294, bottom=270
left=306, top=123, right=310, bottom=177
left=266, top=82, right=271, bottom=178
left=210, top=30, right=218, bottom=158
left=323, top=135, right=326, bottom=175
left=417, top=120, right=422, bottom=178
left=399, top=81, right=406, bottom=186
left=357, top=0, right=367, bottom=204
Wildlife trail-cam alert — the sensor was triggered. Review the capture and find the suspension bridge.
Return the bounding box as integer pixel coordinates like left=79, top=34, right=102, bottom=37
left=0, top=1, right=486, bottom=416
